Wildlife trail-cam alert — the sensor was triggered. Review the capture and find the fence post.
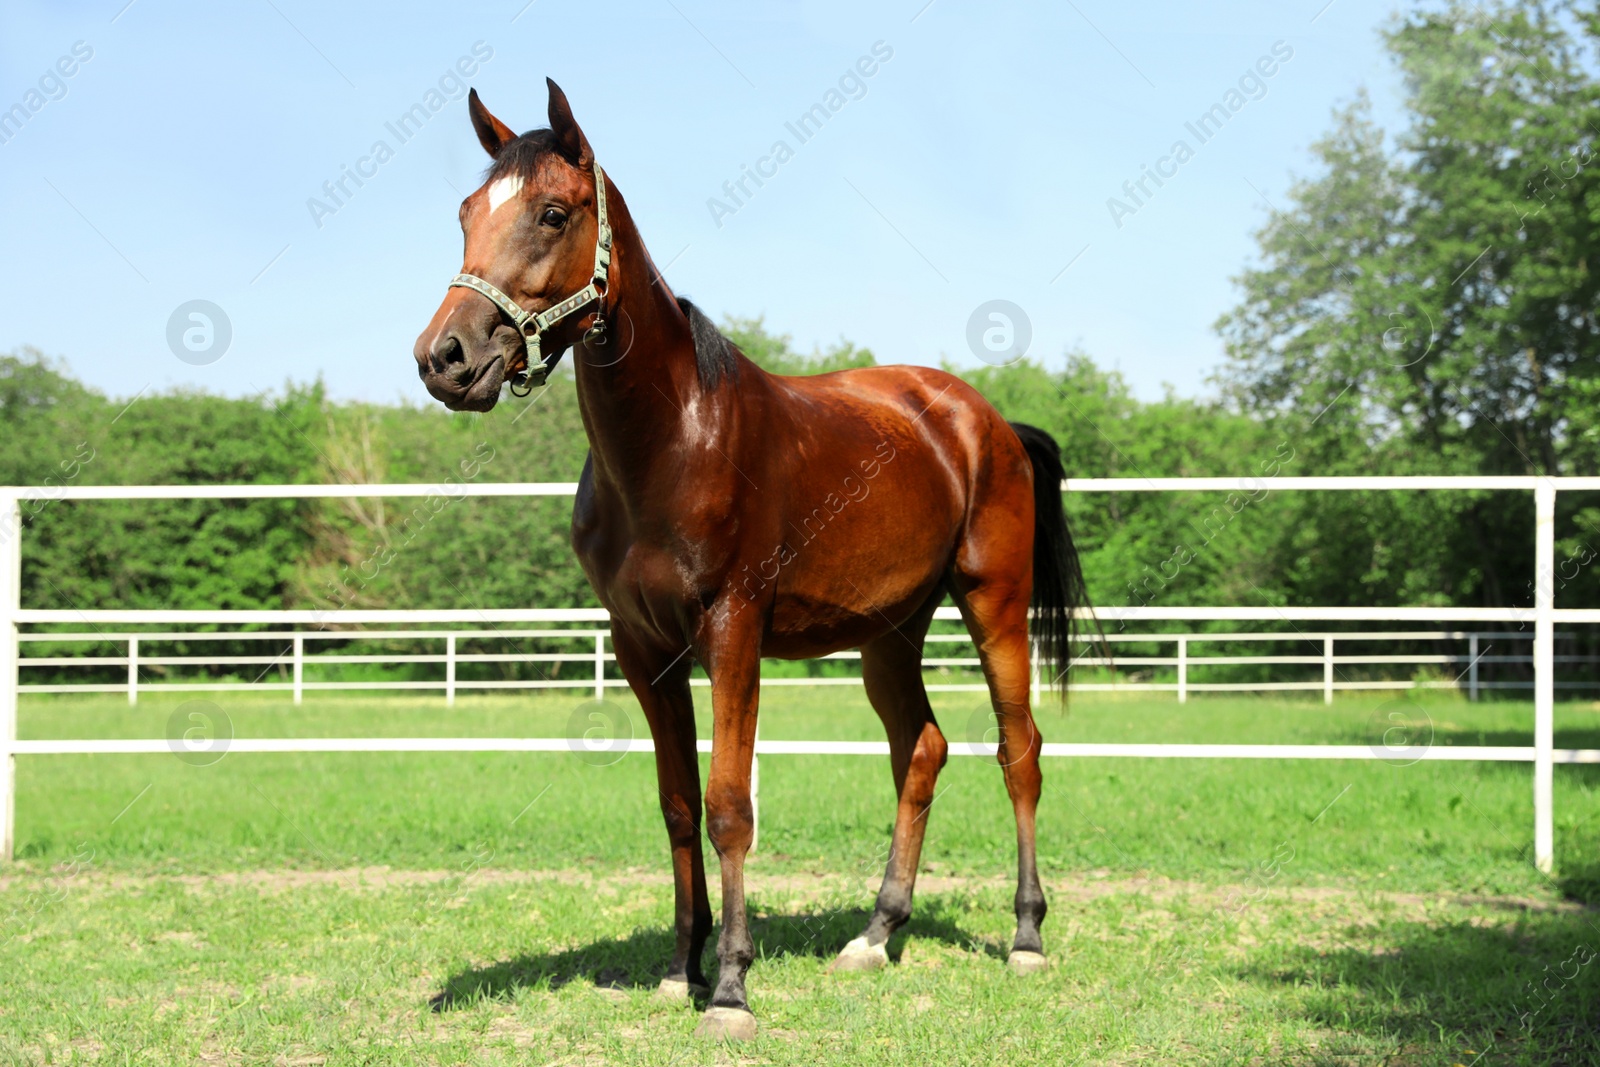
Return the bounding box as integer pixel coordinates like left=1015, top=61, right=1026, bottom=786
left=0, top=491, right=20, bottom=863
left=1534, top=482, right=1556, bottom=874
left=594, top=633, right=605, bottom=701
left=1468, top=633, right=1480, bottom=703
left=1031, top=641, right=1041, bottom=705
left=446, top=635, right=457, bottom=708
left=292, top=636, right=304, bottom=706
left=751, top=716, right=760, bottom=855
left=127, top=638, right=138, bottom=707
left=1323, top=637, right=1334, bottom=705
left=1177, top=638, right=1188, bottom=704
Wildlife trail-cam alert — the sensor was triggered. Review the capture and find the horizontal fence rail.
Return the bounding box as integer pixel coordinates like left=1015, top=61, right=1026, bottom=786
left=16, top=626, right=1600, bottom=703
left=13, top=739, right=1600, bottom=761
left=0, top=476, right=1585, bottom=871
left=8, top=475, right=1600, bottom=499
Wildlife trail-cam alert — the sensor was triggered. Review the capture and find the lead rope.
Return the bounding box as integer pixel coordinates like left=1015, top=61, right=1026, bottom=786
left=447, top=160, right=613, bottom=396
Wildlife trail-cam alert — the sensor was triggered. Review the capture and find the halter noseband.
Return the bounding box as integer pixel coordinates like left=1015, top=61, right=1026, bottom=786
left=447, top=160, right=613, bottom=396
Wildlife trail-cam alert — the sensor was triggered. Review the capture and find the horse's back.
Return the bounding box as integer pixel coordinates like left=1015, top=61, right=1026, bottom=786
left=751, top=363, right=1030, bottom=656
left=770, top=362, right=1030, bottom=499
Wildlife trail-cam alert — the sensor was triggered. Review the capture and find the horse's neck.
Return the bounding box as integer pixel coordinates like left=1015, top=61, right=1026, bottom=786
left=571, top=187, right=734, bottom=506
left=572, top=274, right=706, bottom=502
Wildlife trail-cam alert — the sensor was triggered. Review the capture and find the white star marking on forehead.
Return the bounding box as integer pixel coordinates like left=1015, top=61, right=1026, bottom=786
left=487, top=175, right=524, bottom=213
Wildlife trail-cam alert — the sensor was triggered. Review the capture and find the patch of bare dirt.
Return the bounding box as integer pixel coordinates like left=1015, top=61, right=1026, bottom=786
left=2, top=864, right=1586, bottom=918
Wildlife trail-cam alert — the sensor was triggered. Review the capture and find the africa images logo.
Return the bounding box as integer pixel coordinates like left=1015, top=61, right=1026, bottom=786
left=306, top=42, right=494, bottom=229
left=706, top=40, right=894, bottom=228
left=0, top=41, right=93, bottom=147
left=1105, top=40, right=1294, bottom=229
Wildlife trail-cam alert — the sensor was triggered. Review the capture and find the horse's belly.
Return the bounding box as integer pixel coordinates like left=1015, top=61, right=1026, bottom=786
left=757, top=498, right=957, bottom=658
left=760, top=583, right=942, bottom=658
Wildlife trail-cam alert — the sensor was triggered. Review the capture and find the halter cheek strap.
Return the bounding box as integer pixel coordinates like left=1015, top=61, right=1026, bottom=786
left=447, top=160, right=613, bottom=396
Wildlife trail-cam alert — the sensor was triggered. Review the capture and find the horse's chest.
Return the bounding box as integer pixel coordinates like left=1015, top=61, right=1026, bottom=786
left=574, top=507, right=727, bottom=623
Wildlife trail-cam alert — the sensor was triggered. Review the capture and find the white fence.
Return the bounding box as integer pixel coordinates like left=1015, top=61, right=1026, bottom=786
left=18, top=626, right=1600, bottom=704
left=2, top=476, right=1598, bottom=872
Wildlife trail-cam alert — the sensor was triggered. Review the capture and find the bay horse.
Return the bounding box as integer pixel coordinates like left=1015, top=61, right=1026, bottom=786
left=412, top=79, right=1092, bottom=1040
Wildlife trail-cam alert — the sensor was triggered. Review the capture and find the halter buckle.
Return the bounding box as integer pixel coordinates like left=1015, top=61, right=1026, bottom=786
left=509, top=357, right=547, bottom=396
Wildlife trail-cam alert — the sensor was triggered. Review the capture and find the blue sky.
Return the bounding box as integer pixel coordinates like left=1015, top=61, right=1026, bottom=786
left=0, top=0, right=1413, bottom=405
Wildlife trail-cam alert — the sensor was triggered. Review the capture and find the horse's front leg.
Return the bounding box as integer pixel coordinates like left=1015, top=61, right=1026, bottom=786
left=694, top=615, right=762, bottom=1041
left=611, top=626, right=711, bottom=997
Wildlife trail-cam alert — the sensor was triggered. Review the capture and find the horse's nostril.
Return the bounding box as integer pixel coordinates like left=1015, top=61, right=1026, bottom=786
left=431, top=334, right=466, bottom=374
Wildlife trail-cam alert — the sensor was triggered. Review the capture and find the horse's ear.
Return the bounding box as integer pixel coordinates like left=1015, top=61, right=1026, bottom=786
left=468, top=88, right=516, bottom=159
left=546, top=78, right=593, bottom=167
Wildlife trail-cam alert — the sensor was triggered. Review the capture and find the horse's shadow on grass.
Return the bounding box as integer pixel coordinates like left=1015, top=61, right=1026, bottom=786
left=1234, top=774, right=1600, bottom=1060
left=430, top=897, right=996, bottom=1010
left=1239, top=899, right=1600, bottom=1061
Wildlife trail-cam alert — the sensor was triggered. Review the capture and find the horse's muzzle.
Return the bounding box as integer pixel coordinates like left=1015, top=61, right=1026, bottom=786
left=419, top=352, right=505, bottom=412
left=415, top=327, right=508, bottom=412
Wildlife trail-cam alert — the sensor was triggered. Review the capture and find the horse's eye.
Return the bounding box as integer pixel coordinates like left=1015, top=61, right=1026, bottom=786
left=540, top=208, right=566, bottom=228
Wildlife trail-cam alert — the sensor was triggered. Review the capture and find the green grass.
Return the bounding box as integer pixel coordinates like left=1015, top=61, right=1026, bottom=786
left=7, top=688, right=1600, bottom=1064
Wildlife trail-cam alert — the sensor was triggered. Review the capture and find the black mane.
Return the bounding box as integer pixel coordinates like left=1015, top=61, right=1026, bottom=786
left=676, top=297, right=738, bottom=389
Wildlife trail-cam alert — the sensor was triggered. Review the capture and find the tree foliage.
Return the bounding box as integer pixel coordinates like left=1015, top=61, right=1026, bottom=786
left=1216, top=0, right=1600, bottom=610
left=721, top=316, right=876, bottom=375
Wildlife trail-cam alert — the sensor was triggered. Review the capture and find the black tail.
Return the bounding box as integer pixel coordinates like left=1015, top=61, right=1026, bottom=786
left=1010, top=422, right=1099, bottom=700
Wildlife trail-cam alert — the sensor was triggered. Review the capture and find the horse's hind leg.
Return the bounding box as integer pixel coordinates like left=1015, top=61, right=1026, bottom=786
left=950, top=572, right=1049, bottom=975
left=833, top=597, right=946, bottom=972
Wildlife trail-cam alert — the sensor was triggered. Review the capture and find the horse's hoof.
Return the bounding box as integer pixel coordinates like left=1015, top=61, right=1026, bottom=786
left=657, top=977, right=707, bottom=1001
left=1007, top=949, right=1049, bottom=975
left=696, top=1005, right=758, bottom=1040
left=829, top=935, right=889, bottom=973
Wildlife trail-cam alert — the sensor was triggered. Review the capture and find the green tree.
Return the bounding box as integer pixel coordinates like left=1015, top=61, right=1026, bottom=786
left=21, top=381, right=324, bottom=613
left=1216, top=0, right=1600, bottom=609
left=722, top=316, right=876, bottom=374
left=293, top=370, right=595, bottom=617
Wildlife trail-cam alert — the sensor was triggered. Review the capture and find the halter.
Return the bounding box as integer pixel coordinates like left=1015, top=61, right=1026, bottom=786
left=447, top=160, right=613, bottom=396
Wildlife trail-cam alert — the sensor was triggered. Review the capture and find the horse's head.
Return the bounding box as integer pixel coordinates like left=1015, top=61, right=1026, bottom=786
left=413, top=79, right=609, bottom=411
